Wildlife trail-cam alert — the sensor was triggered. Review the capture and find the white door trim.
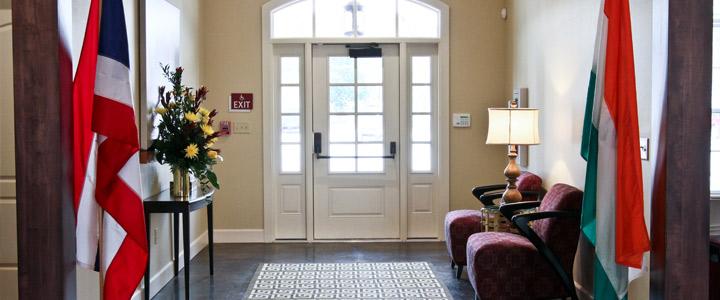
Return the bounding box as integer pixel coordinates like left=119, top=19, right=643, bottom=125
left=262, top=0, right=450, bottom=242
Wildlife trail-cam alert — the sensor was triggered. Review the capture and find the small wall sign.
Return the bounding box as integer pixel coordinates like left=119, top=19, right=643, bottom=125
left=229, top=93, right=253, bottom=112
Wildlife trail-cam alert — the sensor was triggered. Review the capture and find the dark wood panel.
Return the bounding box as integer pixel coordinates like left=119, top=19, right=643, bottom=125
left=12, top=0, right=76, bottom=298
left=650, top=0, right=712, bottom=299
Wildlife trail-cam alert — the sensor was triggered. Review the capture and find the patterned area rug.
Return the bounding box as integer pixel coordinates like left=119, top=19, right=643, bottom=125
left=244, top=262, right=453, bottom=299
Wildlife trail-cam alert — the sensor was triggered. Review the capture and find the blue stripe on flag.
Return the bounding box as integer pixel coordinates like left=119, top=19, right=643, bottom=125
left=98, top=0, right=130, bottom=67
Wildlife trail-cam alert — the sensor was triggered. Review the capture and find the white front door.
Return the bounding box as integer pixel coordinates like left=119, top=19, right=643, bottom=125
left=312, top=44, right=400, bottom=239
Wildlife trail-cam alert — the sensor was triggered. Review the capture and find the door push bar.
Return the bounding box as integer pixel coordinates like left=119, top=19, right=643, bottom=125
left=313, top=132, right=396, bottom=159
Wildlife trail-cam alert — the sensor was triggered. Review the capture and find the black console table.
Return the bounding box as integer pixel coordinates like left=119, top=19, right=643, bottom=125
left=143, top=186, right=215, bottom=300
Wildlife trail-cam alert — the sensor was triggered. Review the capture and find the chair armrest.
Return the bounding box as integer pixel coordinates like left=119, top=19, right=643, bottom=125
left=480, top=191, right=544, bottom=207
left=511, top=211, right=579, bottom=225
left=479, top=191, right=503, bottom=206
left=471, top=184, right=507, bottom=200
left=510, top=210, right=580, bottom=300
left=521, top=190, right=545, bottom=201
left=498, top=201, right=541, bottom=220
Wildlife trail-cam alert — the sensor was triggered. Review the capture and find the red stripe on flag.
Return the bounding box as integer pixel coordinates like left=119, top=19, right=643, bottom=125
left=103, top=237, right=148, bottom=300
left=95, top=140, right=146, bottom=247
left=72, top=0, right=100, bottom=216
left=93, top=95, right=140, bottom=148
left=603, top=0, right=651, bottom=268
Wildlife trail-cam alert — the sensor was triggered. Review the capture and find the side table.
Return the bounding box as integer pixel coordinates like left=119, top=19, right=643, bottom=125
left=143, top=186, right=215, bottom=300
left=480, top=205, right=537, bottom=233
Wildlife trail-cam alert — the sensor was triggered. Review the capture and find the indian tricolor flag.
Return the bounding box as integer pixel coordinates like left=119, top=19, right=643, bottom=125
left=581, top=0, right=651, bottom=299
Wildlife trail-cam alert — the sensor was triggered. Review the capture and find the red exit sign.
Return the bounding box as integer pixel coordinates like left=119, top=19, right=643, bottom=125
left=229, top=93, right=253, bottom=112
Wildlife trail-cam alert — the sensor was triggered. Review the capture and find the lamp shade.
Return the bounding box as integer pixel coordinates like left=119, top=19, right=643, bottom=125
left=486, top=108, right=540, bottom=145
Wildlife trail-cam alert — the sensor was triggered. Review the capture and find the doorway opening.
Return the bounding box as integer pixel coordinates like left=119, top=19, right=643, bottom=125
left=262, top=0, right=449, bottom=242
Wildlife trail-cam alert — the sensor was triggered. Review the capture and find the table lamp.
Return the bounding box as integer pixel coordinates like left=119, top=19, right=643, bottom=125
left=486, top=101, right=540, bottom=203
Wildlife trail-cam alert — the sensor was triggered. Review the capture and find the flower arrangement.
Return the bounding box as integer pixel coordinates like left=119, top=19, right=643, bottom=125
left=150, top=65, right=221, bottom=191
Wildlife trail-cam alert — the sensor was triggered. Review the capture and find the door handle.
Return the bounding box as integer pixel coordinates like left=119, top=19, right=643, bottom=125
left=314, top=132, right=322, bottom=155
left=313, top=132, right=396, bottom=160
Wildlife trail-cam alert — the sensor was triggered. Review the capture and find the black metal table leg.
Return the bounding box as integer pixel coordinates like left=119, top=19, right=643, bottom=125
left=173, top=212, right=179, bottom=276
left=144, top=212, right=151, bottom=300
left=183, top=209, right=190, bottom=300
left=208, top=202, right=214, bottom=275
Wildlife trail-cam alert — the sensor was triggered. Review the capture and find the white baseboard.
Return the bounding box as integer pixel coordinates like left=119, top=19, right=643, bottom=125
left=711, top=224, right=720, bottom=235
left=131, top=230, right=209, bottom=300
left=214, top=229, right=265, bottom=243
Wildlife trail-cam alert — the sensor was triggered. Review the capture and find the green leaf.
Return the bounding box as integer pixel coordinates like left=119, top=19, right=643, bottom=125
left=206, top=170, right=220, bottom=189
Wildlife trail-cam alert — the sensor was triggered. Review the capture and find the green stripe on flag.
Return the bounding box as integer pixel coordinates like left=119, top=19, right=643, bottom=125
left=594, top=258, right=628, bottom=300
left=581, top=72, right=598, bottom=246
left=581, top=72, right=597, bottom=161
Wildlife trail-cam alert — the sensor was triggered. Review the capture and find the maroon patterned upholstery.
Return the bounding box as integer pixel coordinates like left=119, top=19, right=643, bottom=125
left=516, top=172, right=544, bottom=202
left=444, top=210, right=484, bottom=266
left=466, top=183, right=583, bottom=300
left=444, top=172, right=544, bottom=269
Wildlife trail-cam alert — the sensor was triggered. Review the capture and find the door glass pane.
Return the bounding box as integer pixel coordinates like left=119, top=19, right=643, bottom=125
left=272, top=0, right=313, bottom=38
left=329, top=57, right=355, bottom=84
left=329, top=115, right=356, bottom=142
left=357, top=143, right=383, bottom=157
left=412, top=85, right=431, bottom=113
left=357, top=115, right=383, bottom=142
left=315, top=0, right=355, bottom=37
left=330, top=158, right=356, bottom=172
left=357, top=57, right=383, bottom=83
left=357, top=86, right=383, bottom=113
left=357, top=158, right=383, bottom=172
left=281, top=115, right=301, bottom=143
left=398, top=0, right=440, bottom=38
left=281, top=144, right=302, bottom=173
left=281, top=86, right=301, bottom=114
left=329, top=86, right=355, bottom=113
left=281, top=57, right=300, bottom=84
left=412, top=115, right=431, bottom=142
left=412, top=56, right=432, bottom=84
left=356, top=0, right=396, bottom=37
left=329, top=143, right=356, bottom=157
left=412, top=143, right=432, bottom=172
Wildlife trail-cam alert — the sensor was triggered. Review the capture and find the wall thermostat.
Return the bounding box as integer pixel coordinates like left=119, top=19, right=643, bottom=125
left=452, top=113, right=471, bottom=128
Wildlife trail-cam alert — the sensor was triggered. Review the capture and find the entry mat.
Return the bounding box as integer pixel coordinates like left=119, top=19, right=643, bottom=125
left=244, top=262, right=453, bottom=299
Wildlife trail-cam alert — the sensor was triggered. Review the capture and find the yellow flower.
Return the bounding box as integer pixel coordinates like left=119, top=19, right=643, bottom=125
left=199, top=107, right=210, bottom=116
left=201, top=124, right=214, bottom=136
left=185, top=112, right=200, bottom=122
left=202, top=116, right=210, bottom=124
left=155, top=107, right=167, bottom=115
left=207, top=150, right=218, bottom=159
left=206, top=137, right=218, bottom=148
left=184, top=144, right=199, bottom=159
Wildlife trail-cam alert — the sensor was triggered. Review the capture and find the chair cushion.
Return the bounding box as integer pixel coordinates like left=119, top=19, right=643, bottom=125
left=466, top=232, right=567, bottom=300
left=444, top=210, right=484, bottom=265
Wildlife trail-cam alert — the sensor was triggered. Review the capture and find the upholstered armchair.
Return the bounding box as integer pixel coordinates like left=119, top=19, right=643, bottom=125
left=465, top=183, right=583, bottom=300
left=444, top=172, right=544, bottom=279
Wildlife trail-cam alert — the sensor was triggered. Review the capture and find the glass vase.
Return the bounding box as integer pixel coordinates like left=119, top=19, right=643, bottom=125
left=172, top=168, right=191, bottom=199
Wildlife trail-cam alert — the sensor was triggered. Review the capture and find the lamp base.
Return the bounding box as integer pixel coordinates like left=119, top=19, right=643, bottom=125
left=502, top=145, right=523, bottom=203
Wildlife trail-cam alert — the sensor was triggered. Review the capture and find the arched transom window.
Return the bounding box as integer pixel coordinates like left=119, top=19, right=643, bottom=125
left=271, top=0, right=441, bottom=38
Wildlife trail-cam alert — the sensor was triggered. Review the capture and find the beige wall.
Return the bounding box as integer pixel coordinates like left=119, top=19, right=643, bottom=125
left=0, top=8, right=18, bottom=300
left=201, top=0, right=509, bottom=230
left=505, top=0, right=652, bottom=299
